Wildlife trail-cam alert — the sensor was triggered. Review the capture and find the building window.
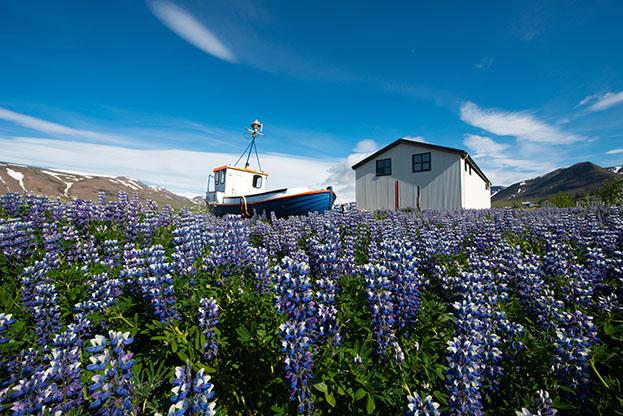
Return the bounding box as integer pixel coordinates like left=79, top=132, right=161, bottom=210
left=376, top=159, right=392, bottom=176
left=252, top=175, right=263, bottom=188
left=412, top=152, right=431, bottom=172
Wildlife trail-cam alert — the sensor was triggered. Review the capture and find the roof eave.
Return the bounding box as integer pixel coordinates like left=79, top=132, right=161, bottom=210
left=351, top=138, right=467, bottom=170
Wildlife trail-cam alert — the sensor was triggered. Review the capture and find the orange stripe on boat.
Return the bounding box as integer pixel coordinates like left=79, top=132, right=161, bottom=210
left=212, top=165, right=268, bottom=176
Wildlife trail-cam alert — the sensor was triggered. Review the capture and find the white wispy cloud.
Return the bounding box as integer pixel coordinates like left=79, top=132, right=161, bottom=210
left=0, top=107, right=114, bottom=142
left=463, top=134, right=556, bottom=185
left=322, top=139, right=379, bottom=202
left=578, top=91, right=623, bottom=112
left=606, top=148, right=623, bottom=155
left=354, top=139, right=378, bottom=153
left=0, top=137, right=337, bottom=197
left=463, top=134, right=509, bottom=158
left=0, top=106, right=246, bottom=150
left=147, top=0, right=237, bottom=63
left=403, top=136, right=428, bottom=143
left=460, top=101, right=585, bottom=144
left=474, top=57, right=494, bottom=71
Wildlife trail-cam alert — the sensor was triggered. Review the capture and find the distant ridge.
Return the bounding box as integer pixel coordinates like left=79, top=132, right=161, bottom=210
left=492, top=161, right=621, bottom=203
left=0, top=161, right=196, bottom=209
left=608, top=165, right=623, bottom=175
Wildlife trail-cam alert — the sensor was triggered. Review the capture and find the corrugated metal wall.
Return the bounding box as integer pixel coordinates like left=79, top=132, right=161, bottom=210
left=355, top=143, right=463, bottom=210
left=460, top=159, right=491, bottom=209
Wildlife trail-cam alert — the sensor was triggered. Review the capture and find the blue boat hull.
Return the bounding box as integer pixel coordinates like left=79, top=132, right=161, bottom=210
left=211, top=188, right=336, bottom=218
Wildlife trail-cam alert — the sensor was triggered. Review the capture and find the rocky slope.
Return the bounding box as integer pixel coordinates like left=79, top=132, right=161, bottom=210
left=0, top=161, right=196, bottom=209
left=492, top=162, right=621, bottom=203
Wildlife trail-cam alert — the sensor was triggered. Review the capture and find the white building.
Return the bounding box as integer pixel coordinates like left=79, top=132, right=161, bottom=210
left=351, top=138, right=491, bottom=210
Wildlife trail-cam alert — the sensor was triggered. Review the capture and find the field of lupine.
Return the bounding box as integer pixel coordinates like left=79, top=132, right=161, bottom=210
left=0, top=191, right=622, bottom=415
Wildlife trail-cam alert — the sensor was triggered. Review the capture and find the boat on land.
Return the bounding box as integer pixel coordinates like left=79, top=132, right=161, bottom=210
left=205, top=120, right=336, bottom=218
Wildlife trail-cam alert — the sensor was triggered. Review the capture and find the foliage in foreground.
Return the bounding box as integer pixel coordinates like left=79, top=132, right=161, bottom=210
left=0, top=192, right=622, bottom=415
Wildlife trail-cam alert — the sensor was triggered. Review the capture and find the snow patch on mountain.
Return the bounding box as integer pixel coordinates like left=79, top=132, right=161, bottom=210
left=6, top=168, right=26, bottom=192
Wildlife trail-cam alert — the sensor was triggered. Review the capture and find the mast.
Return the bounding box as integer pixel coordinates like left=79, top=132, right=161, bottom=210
left=234, top=119, right=263, bottom=171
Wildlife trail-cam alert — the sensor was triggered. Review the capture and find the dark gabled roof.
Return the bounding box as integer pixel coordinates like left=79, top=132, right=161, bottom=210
left=351, top=138, right=491, bottom=184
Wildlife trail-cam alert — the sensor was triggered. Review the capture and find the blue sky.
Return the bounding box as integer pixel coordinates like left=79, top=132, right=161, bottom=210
left=1, top=0, right=622, bottom=200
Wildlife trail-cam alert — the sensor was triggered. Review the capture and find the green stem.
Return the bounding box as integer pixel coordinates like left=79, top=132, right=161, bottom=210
left=111, top=314, right=135, bottom=328
left=590, top=359, right=610, bottom=389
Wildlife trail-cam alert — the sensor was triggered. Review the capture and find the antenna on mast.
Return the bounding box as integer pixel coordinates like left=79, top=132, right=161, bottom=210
left=234, top=119, right=264, bottom=170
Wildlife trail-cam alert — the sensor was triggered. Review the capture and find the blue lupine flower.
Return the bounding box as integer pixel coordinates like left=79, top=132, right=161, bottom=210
left=361, top=264, right=400, bottom=361
left=446, top=335, right=483, bottom=415
left=87, top=331, right=135, bottom=414
left=516, top=389, right=557, bottom=416
left=168, top=363, right=216, bottom=416
left=273, top=256, right=317, bottom=414
left=43, top=325, right=84, bottom=413
left=406, top=391, right=441, bottom=416
left=198, top=297, right=219, bottom=361
left=0, top=313, right=15, bottom=344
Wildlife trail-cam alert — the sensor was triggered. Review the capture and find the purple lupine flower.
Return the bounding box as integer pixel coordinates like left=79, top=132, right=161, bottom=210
left=101, top=239, right=122, bottom=268
left=516, top=390, right=557, bottom=416
left=198, top=298, right=219, bottom=362
left=75, top=272, right=122, bottom=316
left=0, top=192, right=22, bottom=217
left=21, top=258, right=61, bottom=348
left=273, top=256, right=317, bottom=414
left=406, top=391, right=441, bottom=416
left=446, top=335, right=483, bottom=415
left=0, top=219, right=37, bottom=264
left=172, top=216, right=210, bottom=276
left=168, top=363, right=217, bottom=416
left=361, top=264, right=400, bottom=362
left=0, top=313, right=15, bottom=344
left=307, top=234, right=342, bottom=346
left=122, top=245, right=179, bottom=322
left=43, top=325, right=84, bottom=413
left=250, top=247, right=271, bottom=295
left=279, top=320, right=315, bottom=415
left=86, top=331, right=136, bottom=414
left=204, top=217, right=253, bottom=276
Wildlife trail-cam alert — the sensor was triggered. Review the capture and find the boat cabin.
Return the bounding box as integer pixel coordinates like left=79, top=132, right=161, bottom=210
left=206, top=165, right=268, bottom=203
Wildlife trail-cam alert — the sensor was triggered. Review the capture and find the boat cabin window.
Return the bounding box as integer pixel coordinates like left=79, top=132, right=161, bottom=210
left=253, top=175, right=263, bottom=188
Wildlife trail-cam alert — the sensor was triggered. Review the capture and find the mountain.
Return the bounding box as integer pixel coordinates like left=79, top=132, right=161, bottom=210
left=608, top=166, right=623, bottom=175
left=0, top=161, right=196, bottom=209
left=492, top=162, right=620, bottom=204
left=490, top=185, right=506, bottom=197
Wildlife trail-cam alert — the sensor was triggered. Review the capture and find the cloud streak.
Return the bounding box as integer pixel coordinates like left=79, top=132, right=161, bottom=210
left=463, top=134, right=556, bottom=185
left=0, top=136, right=338, bottom=198
left=474, top=57, right=494, bottom=71
left=0, top=107, right=114, bottom=142
left=147, top=0, right=237, bottom=63
left=578, top=91, right=623, bottom=112
left=460, top=101, right=585, bottom=144
left=606, top=148, right=623, bottom=155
